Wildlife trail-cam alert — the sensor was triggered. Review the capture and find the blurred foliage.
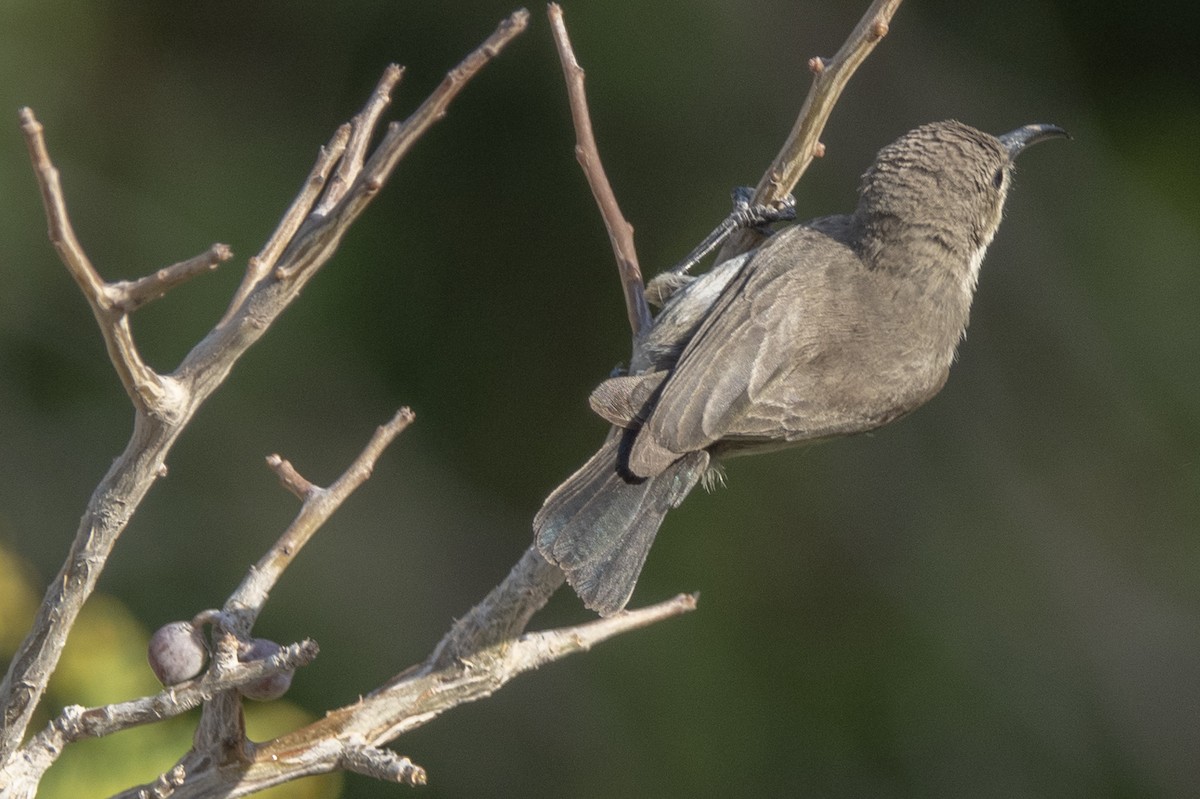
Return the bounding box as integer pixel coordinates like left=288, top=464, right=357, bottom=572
left=1, top=1, right=1198, bottom=797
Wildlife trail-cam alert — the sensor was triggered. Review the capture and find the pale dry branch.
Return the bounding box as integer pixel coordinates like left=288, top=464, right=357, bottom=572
left=228, top=408, right=416, bottom=631
left=0, top=641, right=318, bottom=791
left=316, top=65, right=405, bottom=216
left=265, top=454, right=316, bottom=500
left=0, top=10, right=528, bottom=793
left=108, top=244, right=234, bottom=313
left=18, top=108, right=174, bottom=414
left=359, top=10, right=530, bottom=196
left=717, top=0, right=904, bottom=260
left=188, top=409, right=415, bottom=750
left=339, top=738, right=427, bottom=787
left=221, top=123, right=351, bottom=324
left=1, top=3, right=901, bottom=795
left=427, top=544, right=565, bottom=670
left=68, top=640, right=314, bottom=742
left=258, top=9, right=530, bottom=294
left=548, top=3, right=652, bottom=340
left=118, top=593, right=696, bottom=799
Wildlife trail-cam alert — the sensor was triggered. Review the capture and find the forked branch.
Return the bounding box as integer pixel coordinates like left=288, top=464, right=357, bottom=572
left=0, top=9, right=531, bottom=792
left=18, top=108, right=193, bottom=414
left=548, top=2, right=652, bottom=341
left=1, top=3, right=902, bottom=795
left=717, top=0, right=904, bottom=260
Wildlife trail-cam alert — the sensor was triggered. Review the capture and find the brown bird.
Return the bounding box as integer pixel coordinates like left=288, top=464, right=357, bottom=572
left=535, top=120, right=1068, bottom=615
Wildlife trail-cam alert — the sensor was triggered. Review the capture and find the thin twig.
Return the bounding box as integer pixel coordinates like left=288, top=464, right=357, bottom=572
left=0, top=13, right=526, bottom=783
left=51, top=640, right=316, bottom=744
left=1, top=641, right=317, bottom=792
left=339, top=738, right=426, bottom=786
left=18, top=108, right=168, bottom=413
left=228, top=408, right=415, bottom=630
left=363, top=10, right=530, bottom=189
left=189, top=409, right=416, bottom=760
left=547, top=3, right=652, bottom=340
left=716, top=0, right=904, bottom=261
left=131, top=593, right=697, bottom=799
left=221, top=124, right=351, bottom=324
left=266, top=9, right=530, bottom=287
left=109, top=244, right=233, bottom=313
left=265, top=454, right=317, bottom=500
left=316, top=65, right=405, bottom=216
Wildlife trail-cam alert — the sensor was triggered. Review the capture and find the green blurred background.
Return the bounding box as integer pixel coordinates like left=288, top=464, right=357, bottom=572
left=2, top=1, right=1198, bottom=796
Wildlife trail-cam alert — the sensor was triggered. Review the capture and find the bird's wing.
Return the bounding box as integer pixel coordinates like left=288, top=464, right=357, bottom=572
left=629, top=224, right=881, bottom=475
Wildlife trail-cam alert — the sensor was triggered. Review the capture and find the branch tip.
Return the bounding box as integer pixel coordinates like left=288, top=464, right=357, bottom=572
left=318, top=62, right=407, bottom=214
left=341, top=740, right=427, bottom=786
left=382, top=63, right=404, bottom=86
left=4, top=10, right=534, bottom=787
left=549, top=1, right=651, bottom=338
left=717, top=0, right=905, bottom=261
left=109, top=243, right=234, bottom=312
left=384, top=406, right=416, bottom=433
left=266, top=454, right=317, bottom=500
left=16, top=104, right=172, bottom=414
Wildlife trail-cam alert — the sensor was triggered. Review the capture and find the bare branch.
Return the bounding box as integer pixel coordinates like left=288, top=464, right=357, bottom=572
left=261, top=9, right=530, bottom=291
left=359, top=10, right=530, bottom=195
left=125, top=593, right=696, bottom=798
left=62, top=640, right=315, bottom=743
left=18, top=107, right=169, bottom=413
left=108, top=244, right=233, bottom=313
left=547, top=3, right=652, bottom=340
left=316, top=65, right=405, bottom=216
left=227, top=408, right=415, bottom=632
left=427, top=545, right=565, bottom=670
left=717, top=0, right=904, bottom=260
left=190, top=410, right=414, bottom=753
left=221, top=124, right=350, bottom=324
left=265, top=454, right=317, bottom=500
left=339, top=738, right=426, bottom=787
left=311, top=592, right=699, bottom=744
left=0, top=641, right=318, bottom=791
left=0, top=11, right=526, bottom=773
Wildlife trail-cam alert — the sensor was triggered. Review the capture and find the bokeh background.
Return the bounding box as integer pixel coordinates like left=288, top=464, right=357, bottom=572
left=2, top=1, right=1198, bottom=796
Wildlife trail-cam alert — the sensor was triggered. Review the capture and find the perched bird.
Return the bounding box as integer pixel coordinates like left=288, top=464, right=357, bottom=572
left=535, top=120, right=1067, bottom=615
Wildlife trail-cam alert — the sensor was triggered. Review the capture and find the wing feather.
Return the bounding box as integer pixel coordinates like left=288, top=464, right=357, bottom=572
left=628, top=222, right=882, bottom=475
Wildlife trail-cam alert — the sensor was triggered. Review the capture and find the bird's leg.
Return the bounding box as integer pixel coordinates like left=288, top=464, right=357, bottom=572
left=646, top=188, right=796, bottom=306
left=670, top=187, right=797, bottom=277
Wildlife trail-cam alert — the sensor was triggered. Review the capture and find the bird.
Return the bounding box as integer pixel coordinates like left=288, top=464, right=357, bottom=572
left=535, top=119, right=1068, bottom=616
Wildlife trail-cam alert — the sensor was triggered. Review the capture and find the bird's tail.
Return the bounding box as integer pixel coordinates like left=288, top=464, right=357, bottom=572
left=534, top=430, right=708, bottom=615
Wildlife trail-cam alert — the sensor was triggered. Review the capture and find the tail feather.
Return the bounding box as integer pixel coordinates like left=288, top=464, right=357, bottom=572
left=534, top=431, right=708, bottom=615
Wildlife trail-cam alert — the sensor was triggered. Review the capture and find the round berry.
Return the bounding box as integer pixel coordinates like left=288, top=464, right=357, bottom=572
left=147, top=621, right=208, bottom=685
left=237, top=638, right=293, bottom=701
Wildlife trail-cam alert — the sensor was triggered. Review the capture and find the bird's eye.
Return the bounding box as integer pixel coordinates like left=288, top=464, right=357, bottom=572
left=992, top=167, right=1005, bottom=190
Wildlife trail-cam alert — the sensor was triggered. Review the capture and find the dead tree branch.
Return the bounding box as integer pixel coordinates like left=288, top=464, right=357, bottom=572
left=548, top=2, right=652, bottom=341
left=1, top=3, right=900, bottom=795
left=717, top=0, right=904, bottom=261
left=113, top=593, right=697, bottom=799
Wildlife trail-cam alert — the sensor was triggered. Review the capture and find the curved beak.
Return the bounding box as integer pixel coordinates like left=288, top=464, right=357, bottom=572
left=998, top=123, right=1070, bottom=159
